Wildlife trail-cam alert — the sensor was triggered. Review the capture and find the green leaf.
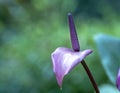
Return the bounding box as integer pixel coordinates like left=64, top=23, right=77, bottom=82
left=94, top=34, right=120, bottom=84
left=99, top=84, right=119, bottom=93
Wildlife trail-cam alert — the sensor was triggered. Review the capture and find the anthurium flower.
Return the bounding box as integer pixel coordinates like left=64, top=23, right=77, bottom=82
left=116, top=68, right=120, bottom=91
left=51, top=13, right=92, bottom=87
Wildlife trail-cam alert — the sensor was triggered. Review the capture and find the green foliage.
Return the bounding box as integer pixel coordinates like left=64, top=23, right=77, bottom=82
left=94, top=34, right=120, bottom=84
left=99, top=84, right=119, bottom=93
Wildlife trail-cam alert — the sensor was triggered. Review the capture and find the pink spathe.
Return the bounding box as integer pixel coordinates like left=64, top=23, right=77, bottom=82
left=51, top=47, right=92, bottom=87
left=116, top=68, right=120, bottom=91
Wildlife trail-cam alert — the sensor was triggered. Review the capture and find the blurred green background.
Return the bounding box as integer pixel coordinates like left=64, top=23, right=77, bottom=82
left=0, top=0, right=120, bottom=93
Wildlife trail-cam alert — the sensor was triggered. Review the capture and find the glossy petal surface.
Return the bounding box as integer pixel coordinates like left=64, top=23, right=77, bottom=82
left=51, top=47, right=92, bottom=87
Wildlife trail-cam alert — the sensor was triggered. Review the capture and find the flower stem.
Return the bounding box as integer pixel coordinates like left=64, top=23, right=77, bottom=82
left=81, top=60, right=100, bottom=93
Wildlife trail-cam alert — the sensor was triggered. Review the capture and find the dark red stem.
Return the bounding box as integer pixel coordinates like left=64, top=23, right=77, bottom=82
left=81, top=60, right=100, bottom=93
left=68, top=13, right=99, bottom=93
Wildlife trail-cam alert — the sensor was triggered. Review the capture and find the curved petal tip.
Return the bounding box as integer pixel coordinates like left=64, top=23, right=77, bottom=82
left=116, top=68, right=120, bottom=91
